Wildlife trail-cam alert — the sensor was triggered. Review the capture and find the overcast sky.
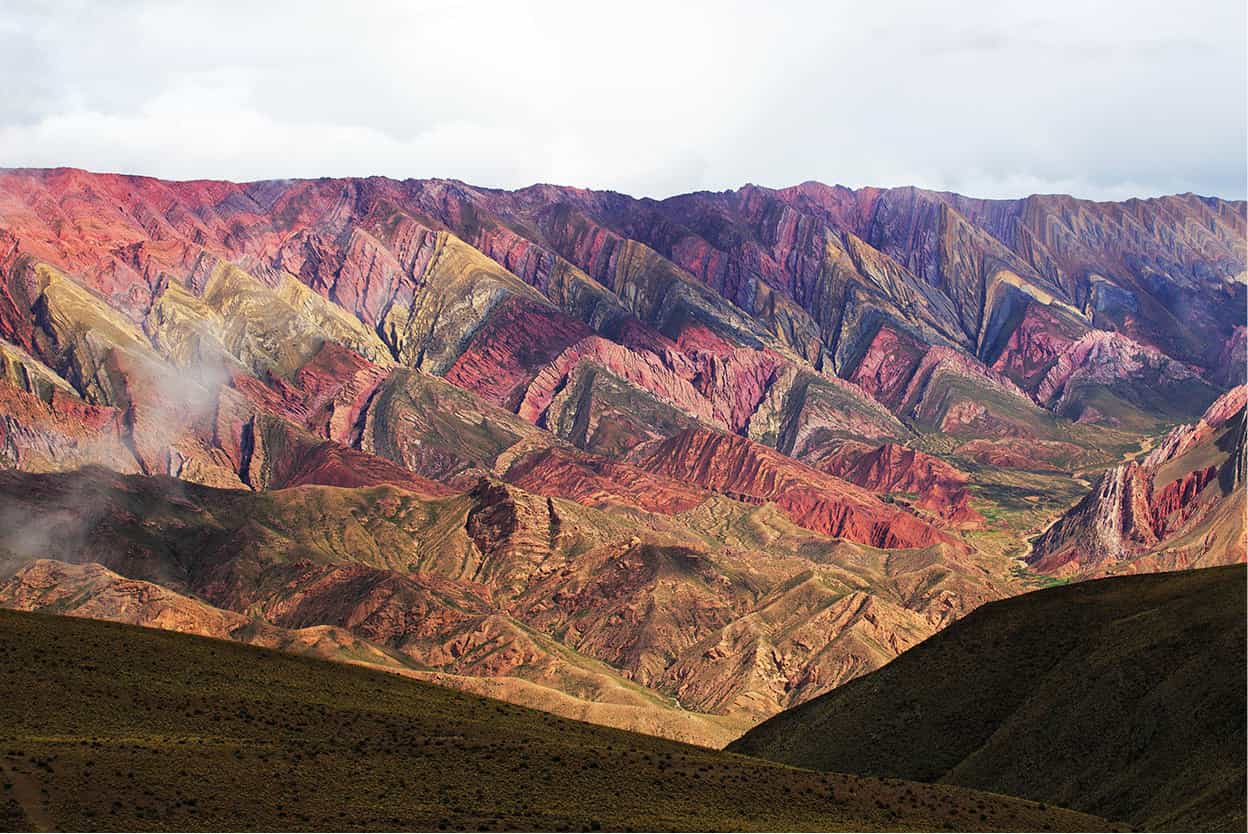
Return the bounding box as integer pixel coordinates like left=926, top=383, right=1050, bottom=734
left=1, top=0, right=1244, bottom=200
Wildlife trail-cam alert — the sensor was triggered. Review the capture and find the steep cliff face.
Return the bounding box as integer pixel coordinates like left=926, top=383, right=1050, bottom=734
left=1213, top=326, right=1247, bottom=388
left=952, top=192, right=1248, bottom=369
left=2, top=170, right=1241, bottom=401
left=0, top=169, right=1233, bottom=472
left=1029, top=462, right=1160, bottom=574
left=1030, top=387, right=1248, bottom=576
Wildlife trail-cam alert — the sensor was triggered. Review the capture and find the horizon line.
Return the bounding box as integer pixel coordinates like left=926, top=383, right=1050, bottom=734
left=2, top=164, right=1245, bottom=207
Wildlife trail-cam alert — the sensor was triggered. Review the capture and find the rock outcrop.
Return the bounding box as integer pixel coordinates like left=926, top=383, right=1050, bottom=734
left=1030, top=387, right=1248, bottom=575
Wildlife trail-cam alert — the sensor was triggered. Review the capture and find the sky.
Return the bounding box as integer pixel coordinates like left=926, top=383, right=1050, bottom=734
left=1, top=0, right=1244, bottom=201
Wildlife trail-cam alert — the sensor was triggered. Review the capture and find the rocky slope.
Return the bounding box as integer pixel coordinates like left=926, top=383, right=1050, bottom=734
left=1029, top=386, right=1247, bottom=576
left=0, top=465, right=1008, bottom=734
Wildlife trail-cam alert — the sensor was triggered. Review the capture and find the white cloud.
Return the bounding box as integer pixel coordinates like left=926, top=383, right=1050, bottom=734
left=0, top=0, right=1243, bottom=199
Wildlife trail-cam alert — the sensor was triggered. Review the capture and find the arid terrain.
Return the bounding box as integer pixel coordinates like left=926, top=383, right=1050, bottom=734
left=0, top=168, right=1243, bottom=747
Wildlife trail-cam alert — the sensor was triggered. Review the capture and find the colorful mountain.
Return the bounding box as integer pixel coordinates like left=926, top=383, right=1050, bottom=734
left=0, top=167, right=1242, bottom=740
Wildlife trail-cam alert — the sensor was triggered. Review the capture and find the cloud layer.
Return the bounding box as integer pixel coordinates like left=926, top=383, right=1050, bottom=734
left=1, top=0, right=1244, bottom=200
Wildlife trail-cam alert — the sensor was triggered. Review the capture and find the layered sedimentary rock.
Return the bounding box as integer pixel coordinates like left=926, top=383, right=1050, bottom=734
left=500, top=179, right=1244, bottom=397
left=1034, top=330, right=1220, bottom=428
left=0, top=166, right=1242, bottom=741
left=815, top=442, right=982, bottom=526
left=1030, top=387, right=1248, bottom=576
left=503, top=446, right=706, bottom=514
left=635, top=427, right=954, bottom=550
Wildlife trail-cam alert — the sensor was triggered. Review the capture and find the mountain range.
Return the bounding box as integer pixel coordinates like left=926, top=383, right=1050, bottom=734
left=0, top=167, right=1243, bottom=744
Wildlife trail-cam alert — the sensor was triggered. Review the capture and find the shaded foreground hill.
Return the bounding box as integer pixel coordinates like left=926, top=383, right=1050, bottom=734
left=0, top=610, right=1114, bottom=832
left=730, top=565, right=1247, bottom=831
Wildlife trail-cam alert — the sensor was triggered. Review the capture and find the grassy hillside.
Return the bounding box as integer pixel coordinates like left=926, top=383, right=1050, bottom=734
left=0, top=610, right=1114, bottom=832
left=730, top=565, right=1247, bottom=831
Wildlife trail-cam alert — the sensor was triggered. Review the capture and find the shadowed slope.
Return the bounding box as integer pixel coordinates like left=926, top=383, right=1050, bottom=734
left=729, top=565, right=1247, bottom=831
left=0, top=608, right=1115, bottom=832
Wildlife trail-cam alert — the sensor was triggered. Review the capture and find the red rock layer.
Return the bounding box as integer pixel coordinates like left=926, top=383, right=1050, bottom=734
left=0, top=380, right=138, bottom=472
left=271, top=442, right=455, bottom=497
left=517, top=336, right=720, bottom=428
left=636, top=427, right=953, bottom=550
left=850, top=325, right=1040, bottom=438
left=444, top=297, right=592, bottom=411
left=988, top=303, right=1082, bottom=391
left=503, top=446, right=705, bottom=514
left=228, top=342, right=392, bottom=444
left=515, top=332, right=782, bottom=434
left=1150, top=466, right=1218, bottom=534
left=1142, top=386, right=1248, bottom=470
left=1200, top=385, right=1248, bottom=429
left=847, top=326, right=928, bottom=410
left=817, top=442, right=983, bottom=527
